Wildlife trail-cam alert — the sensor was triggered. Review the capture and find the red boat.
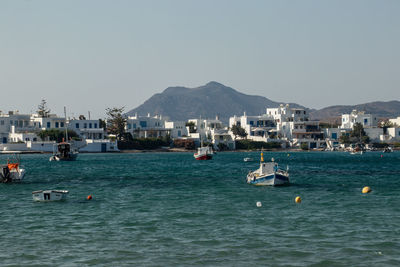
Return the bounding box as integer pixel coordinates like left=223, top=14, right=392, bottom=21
left=194, top=146, right=213, bottom=160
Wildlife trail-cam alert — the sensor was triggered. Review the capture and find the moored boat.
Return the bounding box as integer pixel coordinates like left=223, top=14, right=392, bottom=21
left=32, top=190, right=69, bottom=201
left=49, top=142, right=78, bottom=161
left=246, top=152, right=289, bottom=186
left=0, top=155, right=26, bottom=183
left=194, top=146, right=213, bottom=160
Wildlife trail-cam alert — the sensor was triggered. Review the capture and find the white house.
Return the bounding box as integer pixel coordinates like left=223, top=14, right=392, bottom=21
left=229, top=113, right=276, bottom=142
left=125, top=114, right=170, bottom=138
left=341, top=110, right=378, bottom=129
left=69, top=119, right=104, bottom=140
left=389, top=116, right=400, bottom=127
left=266, top=104, right=324, bottom=149
left=187, top=117, right=224, bottom=141
left=165, top=121, right=188, bottom=138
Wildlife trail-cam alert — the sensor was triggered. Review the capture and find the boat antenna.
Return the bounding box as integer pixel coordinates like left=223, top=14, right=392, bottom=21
left=64, top=106, right=68, bottom=142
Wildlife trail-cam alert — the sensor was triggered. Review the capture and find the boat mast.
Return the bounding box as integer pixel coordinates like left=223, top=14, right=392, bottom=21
left=64, top=106, right=68, bottom=142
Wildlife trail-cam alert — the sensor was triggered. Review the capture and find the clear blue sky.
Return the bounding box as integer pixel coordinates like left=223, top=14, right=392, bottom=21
left=1, top=0, right=399, bottom=118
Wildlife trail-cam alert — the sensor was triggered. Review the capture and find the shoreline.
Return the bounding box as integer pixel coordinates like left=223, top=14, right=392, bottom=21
left=1, top=147, right=398, bottom=155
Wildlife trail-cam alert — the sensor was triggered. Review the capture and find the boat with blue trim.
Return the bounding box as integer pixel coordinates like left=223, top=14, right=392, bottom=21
left=246, top=152, right=289, bottom=186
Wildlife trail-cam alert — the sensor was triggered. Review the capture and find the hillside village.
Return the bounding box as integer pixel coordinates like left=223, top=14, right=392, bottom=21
left=1, top=102, right=399, bottom=153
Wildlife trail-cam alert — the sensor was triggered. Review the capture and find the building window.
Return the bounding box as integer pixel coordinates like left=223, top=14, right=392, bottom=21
left=76, top=123, right=79, bottom=129
left=55, top=122, right=59, bottom=128
left=94, top=123, right=97, bottom=128
left=128, top=124, right=131, bottom=129
left=89, top=123, right=92, bottom=128
left=133, top=123, right=136, bottom=128
left=0, top=120, right=3, bottom=125
left=60, top=122, right=64, bottom=127
left=364, top=119, right=368, bottom=124
left=47, top=122, right=51, bottom=128
left=140, top=121, right=147, bottom=128
left=84, top=123, right=87, bottom=128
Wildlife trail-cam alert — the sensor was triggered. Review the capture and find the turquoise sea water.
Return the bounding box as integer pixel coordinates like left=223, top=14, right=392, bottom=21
left=1, top=151, right=400, bottom=266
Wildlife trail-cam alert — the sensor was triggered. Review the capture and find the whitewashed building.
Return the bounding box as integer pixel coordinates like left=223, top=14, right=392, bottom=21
left=389, top=116, right=400, bottom=127
left=165, top=121, right=188, bottom=138
left=125, top=114, right=170, bottom=138
left=68, top=119, right=104, bottom=140
left=341, top=110, right=378, bottom=129
left=229, top=113, right=276, bottom=142
left=266, top=104, right=324, bottom=149
left=187, top=117, right=224, bottom=141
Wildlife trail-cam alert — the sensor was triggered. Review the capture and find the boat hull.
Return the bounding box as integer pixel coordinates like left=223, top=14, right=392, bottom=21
left=194, top=154, right=212, bottom=160
left=247, top=172, right=289, bottom=186
left=32, top=190, right=69, bottom=201
left=1, top=166, right=25, bottom=183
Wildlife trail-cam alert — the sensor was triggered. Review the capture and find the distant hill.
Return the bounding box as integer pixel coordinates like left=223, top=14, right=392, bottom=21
left=126, top=81, right=400, bottom=123
left=310, top=101, right=400, bottom=121
left=126, top=81, right=304, bottom=122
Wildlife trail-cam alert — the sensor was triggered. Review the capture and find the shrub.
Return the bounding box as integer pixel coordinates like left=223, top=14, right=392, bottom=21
left=235, top=140, right=281, bottom=150
left=118, top=138, right=169, bottom=150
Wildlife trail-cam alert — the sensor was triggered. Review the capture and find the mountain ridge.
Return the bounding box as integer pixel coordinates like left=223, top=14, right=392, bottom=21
left=126, top=82, right=399, bottom=123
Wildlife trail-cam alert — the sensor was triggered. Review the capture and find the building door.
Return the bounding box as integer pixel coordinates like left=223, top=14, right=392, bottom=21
left=101, top=143, right=107, bottom=152
left=2, top=137, right=7, bottom=144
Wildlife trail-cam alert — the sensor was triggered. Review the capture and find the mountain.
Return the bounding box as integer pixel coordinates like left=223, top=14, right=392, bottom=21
left=126, top=81, right=400, bottom=123
left=310, top=101, right=400, bottom=121
left=126, top=81, right=304, bottom=122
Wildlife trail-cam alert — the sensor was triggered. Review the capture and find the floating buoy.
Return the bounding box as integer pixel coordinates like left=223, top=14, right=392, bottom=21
left=381, top=154, right=383, bottom=158
left=287, top=154, right=290, bottom=157
left=256, top=201, right=262, bottom=207
left=362, top=186, right=371, bottom=194
left=86, top=195, right=93, bottom=200
left=295, top=196, right=301, bottom=203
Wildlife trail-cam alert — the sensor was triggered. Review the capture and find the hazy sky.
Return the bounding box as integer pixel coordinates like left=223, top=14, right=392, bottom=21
left=1, top=0, right=399, bottom=118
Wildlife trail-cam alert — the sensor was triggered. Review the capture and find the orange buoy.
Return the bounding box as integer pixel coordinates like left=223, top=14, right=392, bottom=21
left=362, top=186, right=371, bottom=194
left=87, top=195, right=93, bottom=200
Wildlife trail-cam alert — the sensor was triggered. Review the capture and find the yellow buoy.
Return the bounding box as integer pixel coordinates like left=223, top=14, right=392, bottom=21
left=362, top=186, right=371, bottom=194
left=295, top=196, right=301, bottom=203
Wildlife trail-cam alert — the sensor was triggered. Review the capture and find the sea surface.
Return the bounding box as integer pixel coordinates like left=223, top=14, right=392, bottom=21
left=1, top=151, right=399, bottom=266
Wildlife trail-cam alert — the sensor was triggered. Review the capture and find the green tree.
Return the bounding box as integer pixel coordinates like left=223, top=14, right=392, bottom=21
left=339, top=133, right=351, bottom=145
left=37, top=99, right=50, bottom=118
left=38, top=129, right=78, bottom=142
left=350, top=122, right=369, bottom=143
left=231, top=124, right=247, bottom=140
left=106, top=107, right=127, bottom=141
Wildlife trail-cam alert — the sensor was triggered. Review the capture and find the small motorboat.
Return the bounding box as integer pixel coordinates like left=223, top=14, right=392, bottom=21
left=383, top=147, right=393, bottom=153
left=49, top=142, right=78, bottom=161
left=243, top=157, right=253, bottom=162
left=194, top=146, right=213, bottom=160
left=246, top=153, right=289, bottom=186
left=1, top=155, right=26, bottom=183
left=32, top=190, right=69, bottom=201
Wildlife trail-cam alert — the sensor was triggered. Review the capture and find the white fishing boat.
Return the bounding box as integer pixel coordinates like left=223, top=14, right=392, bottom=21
left=49, top=142, right=78, bottom=161
left=49, top=107, right=78, bottom=161
left=383, top=147, right=393, bottom=153
left=246, top=152, right=289, bottom=186
left=194, top=145, right=213, bottom=160
left=32, top=190, right=69, bottom=201
left=0, top=155, right=26, bottom=183
left=243, top=157, right=254, bottom=162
